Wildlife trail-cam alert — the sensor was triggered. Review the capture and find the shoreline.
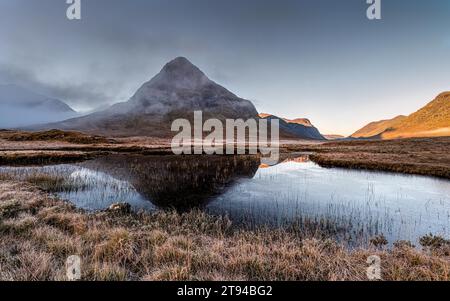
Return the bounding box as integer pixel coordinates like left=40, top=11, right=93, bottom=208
left=309, top=154, right=450, bottom=179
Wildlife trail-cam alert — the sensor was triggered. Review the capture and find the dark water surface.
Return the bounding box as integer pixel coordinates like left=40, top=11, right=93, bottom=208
left=1, top=154, right=449, bottom=245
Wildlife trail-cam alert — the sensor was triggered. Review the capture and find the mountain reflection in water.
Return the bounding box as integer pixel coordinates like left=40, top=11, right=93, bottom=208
left=79, top=154, right=261, bottom=210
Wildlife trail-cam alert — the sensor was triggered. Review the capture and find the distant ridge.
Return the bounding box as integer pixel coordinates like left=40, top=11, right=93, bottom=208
left=0, top=85, right=76, bottom=128
left=258, top=113, right=325, bottom=140
left=283, top=118, right=313, bottom=127
left=324, top=134, right=345, bottom=140
left=351, top=92, right=450, bottom=139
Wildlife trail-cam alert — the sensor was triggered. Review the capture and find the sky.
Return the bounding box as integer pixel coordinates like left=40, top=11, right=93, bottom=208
left=0, top=0, right=449, bottom=135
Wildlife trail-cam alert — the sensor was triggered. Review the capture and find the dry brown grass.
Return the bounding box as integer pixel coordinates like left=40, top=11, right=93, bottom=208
left=286, top=137, right=450, bottom=179
left=0, top=131, right=174, bottom=166
left=0, top=151, right=105, bottom=166
left=1, top=130, right=114, bottom=145
left=0, top=181, right=449, bottom=281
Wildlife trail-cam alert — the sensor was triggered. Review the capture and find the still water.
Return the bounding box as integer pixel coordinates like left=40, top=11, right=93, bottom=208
left=1, top=154, right=449, bottom=245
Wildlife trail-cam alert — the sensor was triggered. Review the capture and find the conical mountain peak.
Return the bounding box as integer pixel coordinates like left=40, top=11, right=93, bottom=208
left=39, top=57, right=259, bottom=136
left=148, top=57, right=210, bottom=90
left=163, top=57, right=200, bottom=72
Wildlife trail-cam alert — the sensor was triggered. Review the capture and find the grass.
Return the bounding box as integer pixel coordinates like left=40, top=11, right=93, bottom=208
left=0, top=171, right=88, bottom=194
left=0, top=181, right=448, bottom=281
left=25, top=174, right=87, bottom=193
left=286, top=137, right=450, bottom=179
left=0, top=151, right=105, bottom=166
left=2, top=129, right=114, bottom=145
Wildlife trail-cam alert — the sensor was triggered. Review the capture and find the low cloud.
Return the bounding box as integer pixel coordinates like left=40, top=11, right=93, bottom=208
left=0, top=63, right=133, bottom=112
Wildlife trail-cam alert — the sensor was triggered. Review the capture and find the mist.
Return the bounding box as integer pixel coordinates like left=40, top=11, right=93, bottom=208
left=0, top=84, right=78, bottom=129
left=0, top=105, right=78, bottom=129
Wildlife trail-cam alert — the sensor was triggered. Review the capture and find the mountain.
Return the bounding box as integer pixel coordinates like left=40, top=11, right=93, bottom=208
left=351, top=92, right=450, bottom=139
left=283, top=118, right=313, bottom=127
left=351, top=115, right=407, bottom=139
left=0, top=85, right=77, bottom=128
left=258, top=113, right=325, bottom=140
left=41, top=57, right=258, bottom=137
left=324, top=134, right=345, bottom=140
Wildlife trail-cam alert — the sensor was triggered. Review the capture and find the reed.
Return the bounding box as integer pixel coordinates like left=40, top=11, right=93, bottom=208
left=0, top=181, right=448, bottom=281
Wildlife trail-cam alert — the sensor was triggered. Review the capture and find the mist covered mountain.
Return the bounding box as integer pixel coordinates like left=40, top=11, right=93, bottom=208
left=33, top=57, right=326, bottom=140
left=41, top=57, right=258, bottom=137
left=0, top=85, right=77, bottom=128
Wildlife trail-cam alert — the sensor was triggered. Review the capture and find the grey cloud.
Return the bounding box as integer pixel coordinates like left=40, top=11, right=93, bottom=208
left=0, top=63, right=125, bottom=111
left=0, top=0, right=449, bottom=135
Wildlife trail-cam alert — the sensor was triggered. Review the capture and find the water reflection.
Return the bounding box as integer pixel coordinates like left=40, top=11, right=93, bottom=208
left=0, top=153, right=449, bottom=245
left=80, top=154, right=260, bottom=210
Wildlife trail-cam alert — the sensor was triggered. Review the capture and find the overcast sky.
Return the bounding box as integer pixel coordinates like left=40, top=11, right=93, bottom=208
left=0, top=0, right=449, bottom=135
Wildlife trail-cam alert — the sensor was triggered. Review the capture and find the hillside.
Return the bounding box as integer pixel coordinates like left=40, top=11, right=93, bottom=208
left=351, top=92, right=450, bottom=139
left=351, top=115, right=407, bottom=138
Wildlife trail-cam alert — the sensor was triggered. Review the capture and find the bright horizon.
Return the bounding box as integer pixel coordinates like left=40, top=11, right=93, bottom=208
left=1, top=0, right=449, bottom=135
